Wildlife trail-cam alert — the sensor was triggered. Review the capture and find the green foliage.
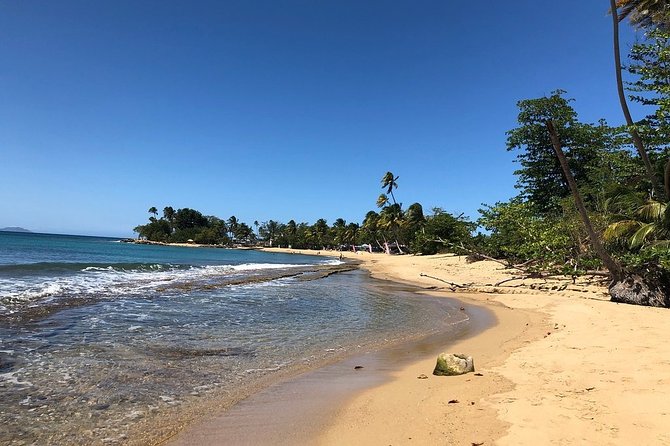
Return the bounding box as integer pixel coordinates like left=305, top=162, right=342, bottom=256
left=411, top=208, right=475, bottom=255
left=628, top=29, right=670, bottom=148
left=134, top=206, right=230, bottom=245
left=507, top=91, right=618, bottom=215
left=477, top=199, right=603, bottom=274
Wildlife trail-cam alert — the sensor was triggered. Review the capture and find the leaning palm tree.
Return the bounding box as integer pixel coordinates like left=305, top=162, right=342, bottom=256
left=609, top=0, right=664, bottom=199
left=381, top=172, right=399, bottom=205
left=148, top=207, right=158, bottom=220
left=546, top=120, right=624, bottom=280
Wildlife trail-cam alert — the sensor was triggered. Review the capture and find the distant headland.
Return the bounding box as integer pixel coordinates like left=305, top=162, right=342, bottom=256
left=0, top=227, right=32, bottom=233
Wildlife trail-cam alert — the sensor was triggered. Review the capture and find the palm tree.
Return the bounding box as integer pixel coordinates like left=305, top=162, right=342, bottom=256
left=605, top=198, right=670, bottom=248
left=345, top=223, right=360, bottom=246
left=610, top=0, right=665, bottom=199
left=362, top=210, right=384, bottom=250
left=380, top=203, right=405, bottom=254
left=227, top=216, right=239, bottom=241
left=332, top=218, right=347, bottom=247
left=376, top=194, right=389, bottom=208
left=381, top=172, right=399, bottom=205
left=616, top=0, right=670, bottom=29
left=547, top=120, right=624, bottom=280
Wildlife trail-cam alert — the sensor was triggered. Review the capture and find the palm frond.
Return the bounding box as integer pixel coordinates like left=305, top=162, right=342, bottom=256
left=637, top=200, right=667, bottom=221
left=604, top=220, right=644, bottom=241
left=631, top=222, right=658, bottom=248
left=376, top=194, right=388, bottom=208
left=646, top=239, right=670, bottom=250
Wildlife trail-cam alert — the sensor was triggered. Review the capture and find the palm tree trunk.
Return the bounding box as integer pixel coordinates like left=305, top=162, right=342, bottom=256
left=610, top=0, right=664, bottom=199
left=546, top=120, right=624, bottom=281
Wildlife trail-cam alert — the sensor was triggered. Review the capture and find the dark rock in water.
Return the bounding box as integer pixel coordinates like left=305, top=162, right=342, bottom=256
left=609, top=273, right=670, bottom=308
left=149, top=346, right=255, bottom=360
left=433, top=353, right=474, bottom=376
left=0, top=354, right=15, bottom=373
left=354, top=365, right=364, bottom=370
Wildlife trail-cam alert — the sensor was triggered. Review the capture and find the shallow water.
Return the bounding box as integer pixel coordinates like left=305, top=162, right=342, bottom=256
left=0, top=232, right=467, bottom=445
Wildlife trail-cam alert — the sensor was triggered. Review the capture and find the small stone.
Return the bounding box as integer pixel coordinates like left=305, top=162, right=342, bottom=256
left=354, top=365, right=363, bottom=370
left=417, top=374, right=428, bottom=379
left=448, top=399, right=459, bottom=404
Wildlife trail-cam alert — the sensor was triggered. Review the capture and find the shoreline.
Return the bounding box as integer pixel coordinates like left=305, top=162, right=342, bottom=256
left=167, top=248, right=670, bottom=444
left=167, top=285, right=500, bottom=445
left=166, top=249, right=541, bottom=445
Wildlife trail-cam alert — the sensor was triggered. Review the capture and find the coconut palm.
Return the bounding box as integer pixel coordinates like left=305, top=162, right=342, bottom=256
left=605, top=198, right=670, bottom=248
left=381, top=172, right=399, bottom=205
left=227, top=216, right=239, bottom=241
left=344, top=223, right=360, bottom=246
left=380, top=203, right=405, bottom=254
left=362, top=210, right=385, bottom=250
left=547, top=120, right=624, bottom=279
left=376, top=194, right=389, bottom=208
left=616, top=0, right=670, bottom=29
left=148, top=207, right=158, bottom=218
left=609, top=0, right=664, bottom=199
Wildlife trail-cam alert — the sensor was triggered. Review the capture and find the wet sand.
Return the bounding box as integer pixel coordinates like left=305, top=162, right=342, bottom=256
left=166, top=288, right=509, bottom=446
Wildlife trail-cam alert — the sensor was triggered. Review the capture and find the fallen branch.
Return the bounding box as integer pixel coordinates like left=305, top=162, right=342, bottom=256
left=419, top=273, right=468, bottom=289
left=494, top=276, right=526, bottom=286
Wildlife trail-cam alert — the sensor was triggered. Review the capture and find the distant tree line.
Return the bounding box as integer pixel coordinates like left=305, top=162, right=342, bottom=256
left=134, top=172, right=475, bottom=255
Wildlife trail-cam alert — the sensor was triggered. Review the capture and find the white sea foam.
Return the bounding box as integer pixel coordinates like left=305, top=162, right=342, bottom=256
left=230, top=263, right=304, bottom=271
left=0, top=261, right=317, bottom=311
left=0, top=370, right=33, bottom=387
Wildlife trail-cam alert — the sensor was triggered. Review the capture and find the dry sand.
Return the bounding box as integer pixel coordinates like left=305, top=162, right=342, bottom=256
left=260, top=248, right=670, bottom=445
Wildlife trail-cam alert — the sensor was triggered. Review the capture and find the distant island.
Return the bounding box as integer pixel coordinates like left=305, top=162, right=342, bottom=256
left=0, top=227, right=32, bottom=233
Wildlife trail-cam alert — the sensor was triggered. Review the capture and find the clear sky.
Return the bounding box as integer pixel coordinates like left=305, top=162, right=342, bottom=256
left=0, top=1, right=643, bottom=237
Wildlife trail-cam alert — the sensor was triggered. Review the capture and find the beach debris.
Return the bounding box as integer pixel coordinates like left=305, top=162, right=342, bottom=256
left=474, top=373, right=483, bottom=376
left=586, top=386, right=596, bottom=391
left=433, top=353, right=475, bottom=376
left=354, top=365, right=364, bottom=370
left=448, top=399, right=459, bottom=404
left=419, top=273, right=467, bottom=290
left=417, top=374, right=428, bottom=379
left=472, top=442, right=484, bottom=446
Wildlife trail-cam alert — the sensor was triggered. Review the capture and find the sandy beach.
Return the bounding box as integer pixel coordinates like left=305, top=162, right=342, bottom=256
left=254, top=249, right=670, bottom=445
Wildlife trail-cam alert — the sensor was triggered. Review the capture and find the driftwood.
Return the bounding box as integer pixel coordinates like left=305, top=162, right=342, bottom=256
left=419, top=273, right=468, bottom=290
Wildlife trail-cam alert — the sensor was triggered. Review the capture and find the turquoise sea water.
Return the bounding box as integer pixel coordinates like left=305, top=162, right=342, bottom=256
left=0, top=231, right=467, bottom=445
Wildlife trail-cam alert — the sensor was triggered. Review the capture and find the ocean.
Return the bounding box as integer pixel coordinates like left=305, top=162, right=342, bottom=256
left=0, top=231, right=468, bottom=445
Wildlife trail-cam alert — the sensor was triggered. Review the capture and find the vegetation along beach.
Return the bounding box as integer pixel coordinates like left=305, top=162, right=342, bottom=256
left=4, top=1, right=670, bottom=445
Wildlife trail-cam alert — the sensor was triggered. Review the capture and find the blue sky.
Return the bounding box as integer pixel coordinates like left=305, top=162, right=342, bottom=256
left=0, top=1, right=643, bottom=237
